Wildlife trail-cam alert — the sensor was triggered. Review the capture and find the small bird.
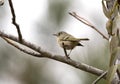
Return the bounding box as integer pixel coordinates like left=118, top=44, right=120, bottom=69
left=53, top=31, right=89, bottom=58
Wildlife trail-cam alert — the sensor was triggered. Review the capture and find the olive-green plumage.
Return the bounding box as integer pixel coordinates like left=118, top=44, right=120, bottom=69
left=53, top=31, right=89, bottom=50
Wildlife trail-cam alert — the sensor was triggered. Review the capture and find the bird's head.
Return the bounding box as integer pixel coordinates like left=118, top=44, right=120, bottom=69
left=53, top=31, right=67, bottom=37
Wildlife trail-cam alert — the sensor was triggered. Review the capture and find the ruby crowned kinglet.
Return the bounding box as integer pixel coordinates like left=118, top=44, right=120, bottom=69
left=53, top=31, right=89, bottom=57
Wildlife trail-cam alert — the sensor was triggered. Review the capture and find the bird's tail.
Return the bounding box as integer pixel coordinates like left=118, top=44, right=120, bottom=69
left=78, top=43, right=84, bottom=46
left=78, top=38, right=89, bottom=41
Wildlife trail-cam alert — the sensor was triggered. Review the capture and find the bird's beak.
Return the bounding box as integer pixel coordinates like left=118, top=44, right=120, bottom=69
left=53, top=33, right=58, bottom=36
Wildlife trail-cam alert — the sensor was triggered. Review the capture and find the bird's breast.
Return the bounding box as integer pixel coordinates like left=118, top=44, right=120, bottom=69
left=58, top=40, right=78, bottom=50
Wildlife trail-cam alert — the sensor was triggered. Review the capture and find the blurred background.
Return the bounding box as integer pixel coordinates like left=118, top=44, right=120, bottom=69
left=0, top=0, right=110, bottom=84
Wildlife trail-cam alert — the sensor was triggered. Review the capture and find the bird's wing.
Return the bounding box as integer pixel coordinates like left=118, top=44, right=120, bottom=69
left=63, top=35, right=80, bottom=42
left=63, top=36, right=89, bottom=42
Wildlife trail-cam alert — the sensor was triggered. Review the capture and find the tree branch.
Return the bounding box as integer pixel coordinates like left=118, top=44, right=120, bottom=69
left=0, top=0, right=4, bottom=6
left=2, top=37, right=41, bottom=57
left=0, top=30, right=105, bottom=77
left=8, top=0, right=22, bottom=42
left=69, top=12, right=109, bottom=40
left=92, top=71, right=107, bottom=84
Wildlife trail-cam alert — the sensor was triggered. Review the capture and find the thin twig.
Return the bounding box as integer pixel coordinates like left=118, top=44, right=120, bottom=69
left=0, top=31, right=105, bottom=77
left=8, top=0, right=22, bottom=42
left=0, top=31, right=41, bottom=53
left=0, top=0, right=4, bottom=6
left=69, top=12, right=109, bottom=40
left=92, top=71, right=107, bottom=84
left=2, top=37, right=41, bottom=57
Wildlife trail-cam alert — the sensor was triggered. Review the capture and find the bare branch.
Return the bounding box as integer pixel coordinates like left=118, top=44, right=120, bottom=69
left=8, top=0, right=22, bottom=42
left=69, top=12, right=109, bottom=40
left=2, top=37, right=41, bottom=57
left=0, top=0, right=4, bottom=6
left=92, top=71, right=107, bottom=84
left=0, top=30, right=105, bottom=77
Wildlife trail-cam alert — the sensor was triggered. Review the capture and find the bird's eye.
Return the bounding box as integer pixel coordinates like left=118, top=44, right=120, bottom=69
left=58, top=32, right=62, bottom=36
